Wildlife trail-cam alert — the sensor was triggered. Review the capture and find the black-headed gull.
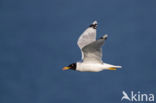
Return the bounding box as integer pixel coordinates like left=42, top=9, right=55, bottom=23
left=63, top=21, right=122, bottom=72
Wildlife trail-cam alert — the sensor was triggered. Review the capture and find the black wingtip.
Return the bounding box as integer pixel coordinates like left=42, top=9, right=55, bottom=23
left=100, top=34, right=108, bottom=40
left=89, top=21, right=97, bottom=29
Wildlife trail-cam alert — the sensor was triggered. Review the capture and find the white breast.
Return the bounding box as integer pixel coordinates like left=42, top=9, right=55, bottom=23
left=76, top=62, right=107, bottom=72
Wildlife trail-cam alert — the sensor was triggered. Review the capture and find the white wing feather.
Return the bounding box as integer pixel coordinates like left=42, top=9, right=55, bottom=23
left=77, top=21, right=97, bottom=59
left=82, top=35, right=108, bottom=63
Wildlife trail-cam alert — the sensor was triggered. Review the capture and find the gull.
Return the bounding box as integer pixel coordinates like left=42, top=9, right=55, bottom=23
left=63, top=21, right=122, bottom=72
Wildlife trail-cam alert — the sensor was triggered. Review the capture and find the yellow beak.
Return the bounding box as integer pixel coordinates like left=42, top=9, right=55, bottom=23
left=62, top=66, right=70, bottom=70
left=108, top=67, right=117, bottom=70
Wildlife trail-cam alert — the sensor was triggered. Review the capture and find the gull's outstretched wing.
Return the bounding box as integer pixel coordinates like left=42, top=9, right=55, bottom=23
left=77, top=21, right=97, bottom=59
left=82, top=35, right=108, bottom=63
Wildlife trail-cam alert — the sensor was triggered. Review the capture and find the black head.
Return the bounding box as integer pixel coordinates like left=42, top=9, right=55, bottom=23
left=62, top=63, right=76, bottom=71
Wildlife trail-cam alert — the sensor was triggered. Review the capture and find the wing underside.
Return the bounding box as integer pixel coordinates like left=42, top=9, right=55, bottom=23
left=77, top=21, right=97, bottom=59
left=82, top=35, right=108, bottom=63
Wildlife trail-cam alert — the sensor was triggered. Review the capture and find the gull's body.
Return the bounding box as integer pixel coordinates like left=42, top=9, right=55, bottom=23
left=63, top=21, right=122, bottom=72
left=77, top=62, right=121, bottom=72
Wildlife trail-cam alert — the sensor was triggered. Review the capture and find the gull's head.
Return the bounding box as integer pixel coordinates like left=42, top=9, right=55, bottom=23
left=62, top=63, right=76, bottom=71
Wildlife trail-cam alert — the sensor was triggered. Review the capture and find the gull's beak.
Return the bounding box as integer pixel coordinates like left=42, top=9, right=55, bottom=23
left=62, top=66, right=70, bottom=70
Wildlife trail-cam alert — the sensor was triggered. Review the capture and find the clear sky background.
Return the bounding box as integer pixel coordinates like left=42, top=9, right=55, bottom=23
left=0, top=0, right=156, bottom=103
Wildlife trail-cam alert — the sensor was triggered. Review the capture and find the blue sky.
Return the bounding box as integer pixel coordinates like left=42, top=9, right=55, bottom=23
left=0, top=0, right=156, bottom=103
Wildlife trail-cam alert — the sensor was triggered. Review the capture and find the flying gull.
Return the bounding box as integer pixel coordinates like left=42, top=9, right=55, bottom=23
left=62, top=21, right=122, bottom=72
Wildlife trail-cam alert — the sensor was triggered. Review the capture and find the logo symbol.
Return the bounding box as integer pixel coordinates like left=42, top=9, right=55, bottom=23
left=121, top=91, right=154, bottom=102
left=121, top=91, right=131, bottom=101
